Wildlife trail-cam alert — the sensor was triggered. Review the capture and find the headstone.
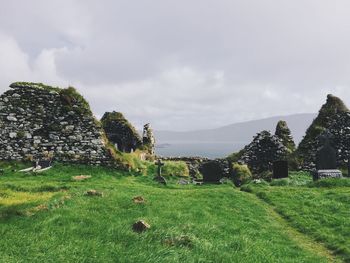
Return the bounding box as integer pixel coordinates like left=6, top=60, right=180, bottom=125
left=314, top=132, right=342, bottom=180
left=200, top=160, right=223, bottom=183
left=316, top=141, right=337, bottom=170
left=313, top=170, right=342, bottom=180
left=155, top=159, right=164, bottom=177
left=273, top=161, right=289, bottom=179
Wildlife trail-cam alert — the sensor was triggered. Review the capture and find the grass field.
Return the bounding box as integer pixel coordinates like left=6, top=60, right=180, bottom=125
left=0, top=163, right=348, bottom=262
left=244, top=175, right=350, bottom=262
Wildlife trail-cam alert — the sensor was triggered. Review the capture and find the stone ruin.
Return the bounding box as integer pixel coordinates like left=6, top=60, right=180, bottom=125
left=161, top=156, right=230, bottom=182
left=239, top=130, right=288, bottom=174
left=101, top=111, right=142, bottom=153
left=313, top=132, right=342, bottom=180
left=275, top=120, right=296, bottom=153
left=160, top=156, right=210, bottom=178
left=0, top=82, right=114, bottom=165
left=321, top=111, right=350, bottom=167
left=142, top=123, right=155, bottom=155
left=298, top=111, right=350, bottom=170
left=298, top=94, right=349, bottom=169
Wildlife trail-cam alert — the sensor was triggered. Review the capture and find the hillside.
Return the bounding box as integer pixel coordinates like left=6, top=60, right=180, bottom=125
left=155, top=113, right=316, bottom=144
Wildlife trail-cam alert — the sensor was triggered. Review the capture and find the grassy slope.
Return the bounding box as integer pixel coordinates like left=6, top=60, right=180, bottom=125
left=245, top=176, right=350, bottom=262
left=0, top=164, right=333, bottom=263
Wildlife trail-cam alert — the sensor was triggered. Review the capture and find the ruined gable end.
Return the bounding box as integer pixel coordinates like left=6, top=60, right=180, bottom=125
left=0, top=82, right=114, bottom=165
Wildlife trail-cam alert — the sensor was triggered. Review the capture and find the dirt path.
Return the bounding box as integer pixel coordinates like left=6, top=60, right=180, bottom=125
left=241, top=191, right=342, bottom=263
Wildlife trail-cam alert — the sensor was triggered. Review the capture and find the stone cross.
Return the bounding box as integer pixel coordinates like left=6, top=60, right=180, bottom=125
left=155, top=159, right=164, bottom=177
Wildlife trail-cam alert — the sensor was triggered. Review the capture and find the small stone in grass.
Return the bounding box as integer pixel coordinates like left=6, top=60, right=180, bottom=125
left=132, top=196, right=146, bottom=204
left=85, top=189, right=103, bottom=197
left=132, top=220, right=150, bottom=233
left=72, top=175, right=91, bottom=181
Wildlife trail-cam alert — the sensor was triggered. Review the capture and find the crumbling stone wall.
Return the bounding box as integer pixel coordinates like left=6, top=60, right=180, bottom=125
left=318, top=112, right=350, bottom=168
left=143, top=123, right=155, bottom=155
left=0, top=82, right=113, bottom=165
left=239, top=130, right=288, bottom=174
left=298, top=94, right=349, bottom=169
left=101, top=111, right=142, bottom=153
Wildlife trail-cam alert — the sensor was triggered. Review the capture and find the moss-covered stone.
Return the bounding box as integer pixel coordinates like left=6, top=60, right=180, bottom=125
left=101, top=111, right=142, bottom=153
left=239, top=131, right=288, bottom=175
left=59, top=86, right=92, bottom=116
left=275, top=120, right=296, bottom=153
left=10, top=82, right=61, bottom=92
left=297, top=94, right=349, bottom=169
left=0, top=82, right=114, bottom=165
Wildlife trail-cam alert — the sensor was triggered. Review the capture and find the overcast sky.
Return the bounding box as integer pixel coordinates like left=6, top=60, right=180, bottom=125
left=0, top=0, right=349, bottom=131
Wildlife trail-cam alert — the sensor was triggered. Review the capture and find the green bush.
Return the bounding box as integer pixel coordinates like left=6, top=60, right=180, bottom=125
left=162, top=161, right=189, bottom=177
left=258, top=171, right=273, bottom=181
left=270, top=171, right=312, bottom=187
left=146, top=161, right=189, bottom=178
left=270, top=178, right=290, bottom=186
left=231, top=163, right=252, bottom=186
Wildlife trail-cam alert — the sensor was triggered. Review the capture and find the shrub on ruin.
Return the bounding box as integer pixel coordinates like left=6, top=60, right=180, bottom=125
left=231, top=163, right=252, bottom=186
left=59, top=86, right=92, bottom=116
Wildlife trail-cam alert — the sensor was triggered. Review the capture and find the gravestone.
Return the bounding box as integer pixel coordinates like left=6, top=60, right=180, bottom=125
left=316, top=135, right=337, bottom=170
left=273, top=161, right=288, bottom=179
left=154, top=159, right=166, bottom=185
left=200, top=160, right=223, bottom=183
left=314, top=132, right=342, bottom=180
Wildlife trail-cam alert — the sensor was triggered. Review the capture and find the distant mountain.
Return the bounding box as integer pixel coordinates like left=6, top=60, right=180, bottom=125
left=155, top=113, right=317, bottom=145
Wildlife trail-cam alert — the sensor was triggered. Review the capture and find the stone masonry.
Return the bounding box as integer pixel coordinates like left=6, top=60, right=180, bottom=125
left=0, top=82, right=113, bottom=165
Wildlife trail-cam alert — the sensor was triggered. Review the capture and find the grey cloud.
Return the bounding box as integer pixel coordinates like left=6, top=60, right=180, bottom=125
left=0, top=0, right=350, bottom=130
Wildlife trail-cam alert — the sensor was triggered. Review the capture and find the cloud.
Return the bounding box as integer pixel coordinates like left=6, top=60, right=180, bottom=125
left=0, top=0, right=350, bottom=131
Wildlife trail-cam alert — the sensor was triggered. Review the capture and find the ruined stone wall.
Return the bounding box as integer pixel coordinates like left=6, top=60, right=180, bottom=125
left=0, top=82, right=113, bottom=165
left=101, top=111, right=142, bottom=153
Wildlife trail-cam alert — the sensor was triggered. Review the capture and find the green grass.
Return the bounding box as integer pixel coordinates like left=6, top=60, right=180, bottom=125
left=245, top=174, right=350, bottom=262
left=0, top=164, right=344, bottom=262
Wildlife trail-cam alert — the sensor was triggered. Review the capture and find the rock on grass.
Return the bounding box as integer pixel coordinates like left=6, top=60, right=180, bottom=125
left=132, top=220, right=150, bottom=233
left=85, top=190, right=103, bottom=197
left=132, top=196, right=146, bottom=204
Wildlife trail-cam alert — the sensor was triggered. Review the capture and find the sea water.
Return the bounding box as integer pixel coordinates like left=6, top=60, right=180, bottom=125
left=155, top=141, right=247, bottom=159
